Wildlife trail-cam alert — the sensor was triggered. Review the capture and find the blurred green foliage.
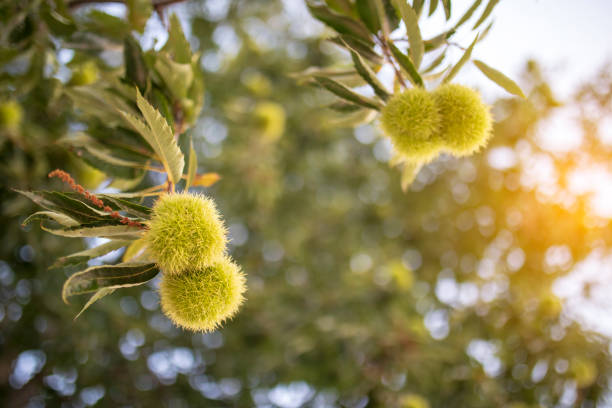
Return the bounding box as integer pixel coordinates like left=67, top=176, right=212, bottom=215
left=1, top=1, right=612, bottom=407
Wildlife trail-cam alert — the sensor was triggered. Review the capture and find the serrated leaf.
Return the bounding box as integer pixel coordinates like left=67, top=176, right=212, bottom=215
left=163, top=14, right=192, bottom=64
left=473, top=59, right=525, bottom=97
left=66, top=86, right=137, bottom=126
left=62, top=262, right=159, bottom=303
left=330, top=35, right=383, bottom=66
left=388, top=42, right=423, bottom=87
left=126, top=0, right=152, bottom=33
left=348, top=47, right=390, bottom=101
left=154, top=53, right=193, bottom=100
left=392, top=0, right=424, bottom=68
left=443, top=34, right=478, bottom=83
left=454, top=0, right=483, bottom=29
left=23, top=211, right=79, bottom=228
left=191, top=172, right=221, bottom=188
left=473, top=0, right=499, bottom=29
left=315, top=76, right=383, bottom=110
left=442, top=0, right=451, bottom=20
left=121, top=90, right=185, bottom=185
left=74, top=288, right=115, bottom=320
left=53, top=240, right=131, bottom=269
left=307, top=3, right=373, bottom=45
left=186, top=138, right=197, bottom=190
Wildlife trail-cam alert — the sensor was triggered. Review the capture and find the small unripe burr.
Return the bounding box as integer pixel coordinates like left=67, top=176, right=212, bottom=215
left=159, top=256, right=246, bottom=332
left=433, top=84, right=492, bottom=156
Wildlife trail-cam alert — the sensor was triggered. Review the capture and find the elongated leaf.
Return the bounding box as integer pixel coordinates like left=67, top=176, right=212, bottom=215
left=388, top=42, right=423, bottom=87
left=17, top=190, right=119, bottom=224
left=473, top=0, right=499, bottom=29
left=392, top=0, right=424, bottom=68
left=97, top=195, right=151, bottom=218
left=42, top=223, right=144, bottom=239
left=154, top=53, right=193, bottom=100
left=59, top=133, right=147, bottom=169
left=315, top=76, right=383, bottom=110
left=473, top=59, right=525, bottom=97
left=123, top=238, right=148, bottom=262
left=23, top=211, right=79, bottom=227
left=429, top=0, right=439, bottom=16
left=454, top=0, right=483, bottom=29
left=422, top=51, right=446, bottom=74
left=424, top=29, right=455, bottom=52
left=121, top=90, right=185, bottom=185
left=401, top=161, right=423, bottom=191
left=191, top=172, right=221, bottom=187
left=355, top=0, right=380, bottom=33
left=163, top=14, right=192, bottom=64
left=326, top=108, right=377, bottom=128
left=186, top=138, right=197, bottom=190
left=62, top=262, right=159, bottom=302
left=443, top=34, right=478, bottom=83
left=331, top=35, right=383, bottom=66
left=124, top=36, right=148, bottom=91
left=442, top=0, right=451, bottom=20
left=74, top=288, right=115, bottom=320
left=307, top=3, right=373, bottom=45
left=348, top=47, right=390, bottom=101
left=53, top=240, right=131, bottom=268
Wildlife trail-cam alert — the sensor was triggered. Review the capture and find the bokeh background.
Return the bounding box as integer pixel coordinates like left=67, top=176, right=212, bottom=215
left=2, top=0, right=612, bottom=407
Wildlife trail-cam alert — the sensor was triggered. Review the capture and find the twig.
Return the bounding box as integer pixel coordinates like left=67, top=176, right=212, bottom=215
left=48, top=169, right=147, bottom=229
left=376, top=35, right=408, bottom=89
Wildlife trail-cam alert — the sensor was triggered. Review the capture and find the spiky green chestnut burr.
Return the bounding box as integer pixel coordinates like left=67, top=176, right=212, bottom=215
left=159, top=256, right=246, bottom=332
left=380, top=88, right=443, bottom=161
left=145, top=193, right=227, bottom=275
left=433, top=84, right=492, bottom=156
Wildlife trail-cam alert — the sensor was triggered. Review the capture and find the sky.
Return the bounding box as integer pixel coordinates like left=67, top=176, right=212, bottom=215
left=457, top=0, right=612, bottom=99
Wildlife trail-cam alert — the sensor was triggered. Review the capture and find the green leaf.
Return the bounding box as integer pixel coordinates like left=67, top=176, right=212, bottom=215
left=473, top=0, right=499, bottom=29
left=66, top=86, right=137, bottom=126
left=314, top=76, right=383, bottom=110
left=23, top=211, right=79, bottom=228
left=327, top=108, right=377, bottom=128
left=330, top=35, right=383, bottom=66
left=84, top=10, right=130, bottom=41
left=186, top=138, right=198, bottom=190
left=443, top=34, right=478, bottom=83
left=388, top=42, right=423, bottom=87
left=124, top=36, right=148, bottom=91
left=307, top=3, right=373, bottom=45
left=422, top=51, right=446, bottom=74
left=392, top=0, right=424, bottom=68
left=348, top=46, right=390, bottom=101
left=97, top=195, right=152, bottom=219
left=17, top=190, right=119, bottom=224
left=442, top=0, right=451, bottom=20
left=473, top=59, right=525, bottom=98
left=42, top=223, right=145, bottom=239
left=125, top=0, right=152, bottom=33
left=355, top=0, right=380, bottom=33
left=154, top=53, right=194, bottom=100
left=429, top=0, right=439, bottom=16
left=62, top=262, right=159, bottom=303
left=120, top=89, right=185, bottom=185
left=59, top=133, right=148, bottom=169
left=163, top=14, right=192, bottom=64
left=401, top=161, right=423, bottom=191
left=53, top=240, right=131, bottom=269
left=454, top=0, right=483, bottom=29
left=74, top=288, right=115, bottom=320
